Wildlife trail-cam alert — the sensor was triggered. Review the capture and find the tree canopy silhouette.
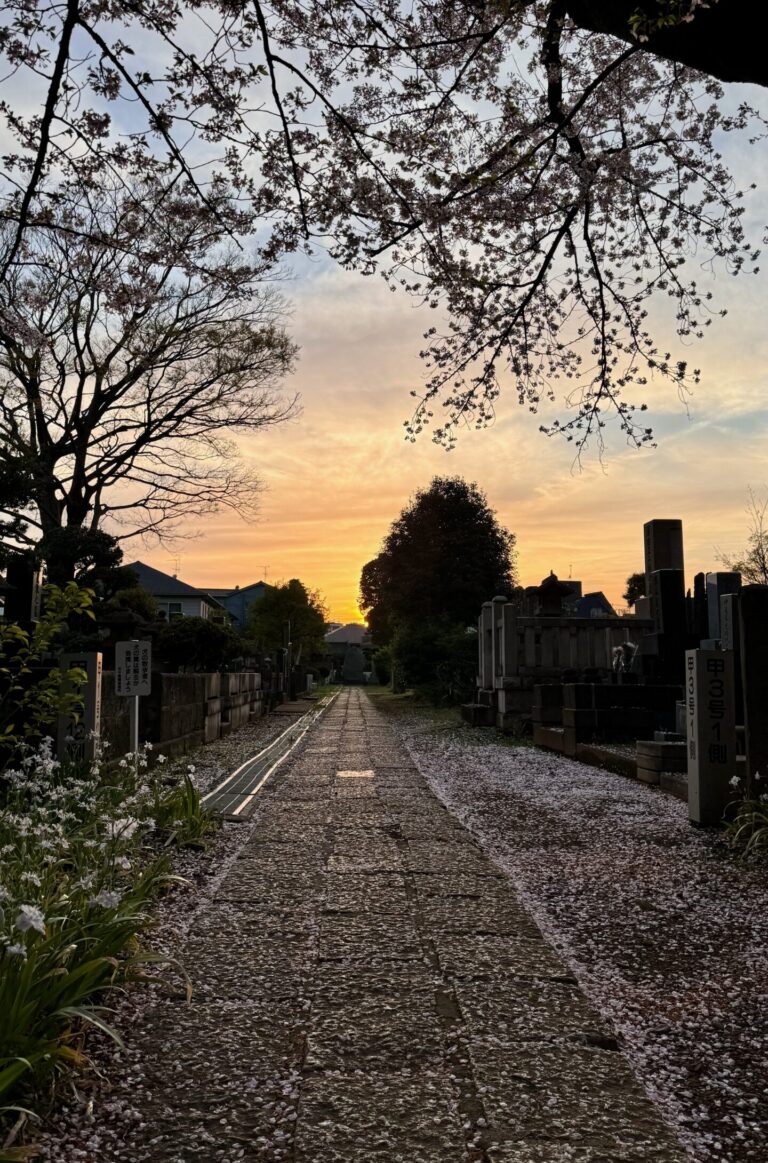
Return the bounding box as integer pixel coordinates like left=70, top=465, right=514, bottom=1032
left=247, top=579, right=328, bottom=661
left=360, top=477, right=517, bottom=642
left=1, top=1, right=764, bottom=456
left=0, top=181, right=297, bottom=559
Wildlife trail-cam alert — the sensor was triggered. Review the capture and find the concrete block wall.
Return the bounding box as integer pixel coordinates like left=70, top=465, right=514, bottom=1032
left=101, top=670, right=269, bottom=760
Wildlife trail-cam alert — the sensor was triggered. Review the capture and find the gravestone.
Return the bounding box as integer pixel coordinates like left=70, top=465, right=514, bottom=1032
left=535, top=572, right=573, bottom=617
left=706, top=572, right=741, bottom=640
left=647, top=568, right=687, bottom=683
left=644, top=519, right=684, bottom=592
left=685, top=649, right=737, bottom=826
left=692, top=572, right=709, bottom=641
left=479, top=601, right=494, bottom=689
left=634, top=595, right=652, bottom=619
left=720, top=592, right=743, bottom=717
left=737, top=585, right=768, bottom=785
left=492, top=594, right=506, bottom=680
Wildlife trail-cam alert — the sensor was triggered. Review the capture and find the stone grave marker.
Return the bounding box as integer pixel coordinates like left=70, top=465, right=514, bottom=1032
left=685, top=649, right=737, bottom=826
left=706, top=572, right=741, bottom=640
left=647, top=568, right=687, bottom=683
left=720, top=592, right=744, bottom=718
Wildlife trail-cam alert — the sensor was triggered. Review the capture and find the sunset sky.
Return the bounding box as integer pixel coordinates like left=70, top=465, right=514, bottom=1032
left=138, top=87, right=768, bottom=626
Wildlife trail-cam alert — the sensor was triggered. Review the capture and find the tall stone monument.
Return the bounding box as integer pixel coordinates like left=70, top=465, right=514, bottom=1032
left=685, top=648, right=737, bottom=826
left=644, top=519, right=684, bottom=591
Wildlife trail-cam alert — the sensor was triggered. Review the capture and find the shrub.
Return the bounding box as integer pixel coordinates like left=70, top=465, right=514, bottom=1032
left=0, top=583, right=94, bottom=761
left=389, top=619, right=477, bottom=704
left=372, top=647, right=391, bottom=687
left=726, top=775, right=768, bottom=857
left=0, top=738, right=214, bottom=1121
left=156, top=617, right=240, bottom=672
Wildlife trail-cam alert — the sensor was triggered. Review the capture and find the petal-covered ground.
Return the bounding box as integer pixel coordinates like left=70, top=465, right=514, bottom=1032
left=35, top=690, right=691, bottom=1162
left=387, top=704, right=768, bottom=1163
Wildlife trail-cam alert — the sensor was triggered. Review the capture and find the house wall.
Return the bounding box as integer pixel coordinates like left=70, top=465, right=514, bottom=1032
left=156, top=597, right=209, bottom=620
left=219, top=584, right=267, bottom=629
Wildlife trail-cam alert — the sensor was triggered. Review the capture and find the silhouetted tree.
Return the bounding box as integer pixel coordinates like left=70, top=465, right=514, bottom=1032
left=718, top=490, right=768, bottom=586
left=157, top=617, right=240, bottom=673
left=0, top=181, right=297, bottom=553
left=360, top=477, right=516, bottom=642
left=623, top=571, right=647, bottom=607
left=247, top=579, right=328, bottom=661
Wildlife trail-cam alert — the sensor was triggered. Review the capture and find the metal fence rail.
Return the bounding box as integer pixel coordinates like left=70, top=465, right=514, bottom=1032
left=202, top=690, right=339, bottom=818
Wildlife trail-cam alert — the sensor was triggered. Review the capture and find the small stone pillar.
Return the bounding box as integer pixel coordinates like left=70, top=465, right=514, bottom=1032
left=491, top=595, right=507, bottom=683
left=479, top=602, right=494, bottom=689
left=57, top=651, right=103, bottom=765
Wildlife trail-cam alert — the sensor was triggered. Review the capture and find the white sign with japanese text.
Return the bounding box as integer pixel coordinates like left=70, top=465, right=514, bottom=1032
left=115, top=640, right=152, bottom=697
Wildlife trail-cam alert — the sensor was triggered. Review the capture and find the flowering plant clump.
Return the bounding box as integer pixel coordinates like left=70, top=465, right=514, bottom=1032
left=0, top=736, right=215, bottom=1118
left=726, top=771, right=768, bottom=858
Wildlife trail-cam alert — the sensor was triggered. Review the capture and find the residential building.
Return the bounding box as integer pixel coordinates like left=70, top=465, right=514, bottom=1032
left=125, top=561, right=230, bottom=623
left=203, top=581, right=269, bottom=630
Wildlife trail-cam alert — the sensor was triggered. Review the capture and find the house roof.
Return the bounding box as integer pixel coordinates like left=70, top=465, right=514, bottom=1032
left=575, top=591, right=616, bottom=618
left=126, top=561, right=225, bottom=607
left=325, top=622, right=369, bottom=645
left=201, top=581, right=267, bottom=598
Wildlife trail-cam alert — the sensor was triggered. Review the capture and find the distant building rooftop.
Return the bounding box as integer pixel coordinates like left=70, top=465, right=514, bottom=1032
left=325, top=623, right=369, bottom=645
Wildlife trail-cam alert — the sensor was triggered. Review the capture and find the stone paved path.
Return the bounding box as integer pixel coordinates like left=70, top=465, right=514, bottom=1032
left=109, top=690, right=688, bottom=1162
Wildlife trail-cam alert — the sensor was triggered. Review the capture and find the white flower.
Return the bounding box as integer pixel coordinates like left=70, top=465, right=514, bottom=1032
left=4, top=943, right=27, bottom=959
left=144, top=741, right=153, bottom=752
left=106, top=817, right=139, bottom=841
left=187, top=764, right=196, bottom=774
left=118, top=759, right=128, bottom=769
left=0, top=886, right=9, bottom=902
left=15, top=904, right=46, bottom=935
left=90, top=889, right=121, bottom=909
left=21, top=871, right=41, bottom=887
left=115, top=856, right=131, bottom=872
left=157, top=754, right=167, bottom=765
left=754, top=771, right=762, bottom=782
left=730, top=776, right=741, bottom=789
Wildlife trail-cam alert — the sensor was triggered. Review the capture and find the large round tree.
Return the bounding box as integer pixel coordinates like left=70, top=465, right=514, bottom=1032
left=359, top=477, right=517, bottom=643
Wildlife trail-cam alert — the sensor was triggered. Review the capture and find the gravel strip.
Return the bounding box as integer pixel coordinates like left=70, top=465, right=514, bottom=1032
left=385, top=708, right=768, bottom=1163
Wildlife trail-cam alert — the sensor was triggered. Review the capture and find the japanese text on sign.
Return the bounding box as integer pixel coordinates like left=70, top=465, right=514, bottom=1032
left=115, top=640, right=152, bottom=697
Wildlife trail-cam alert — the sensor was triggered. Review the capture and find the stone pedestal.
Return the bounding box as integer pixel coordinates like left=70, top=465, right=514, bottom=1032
left=685, top=649, right=737, bottom=826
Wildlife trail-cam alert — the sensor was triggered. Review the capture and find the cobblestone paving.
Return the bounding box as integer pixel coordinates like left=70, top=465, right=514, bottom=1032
left=92, top=690, right=689, bottom=1161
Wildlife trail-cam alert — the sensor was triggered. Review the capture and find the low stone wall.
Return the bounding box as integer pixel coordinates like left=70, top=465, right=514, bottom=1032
left=101, top=670, right=268, bottom=760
